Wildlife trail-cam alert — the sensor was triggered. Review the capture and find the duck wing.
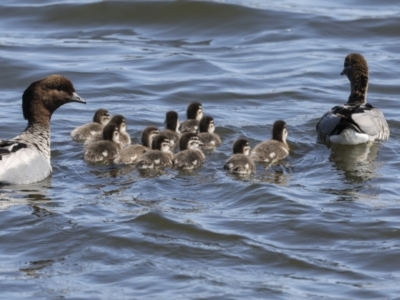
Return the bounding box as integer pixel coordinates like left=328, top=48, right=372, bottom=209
left=316, top=104, right=389, bottom=142
left=0, top=140, right=28, bottom=159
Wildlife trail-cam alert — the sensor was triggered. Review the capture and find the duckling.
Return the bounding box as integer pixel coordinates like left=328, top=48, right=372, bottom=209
left=159, top=111, right=180, bottom=150
left=70, top=108, right=110, bottom=141
left=136, top=134, right=173, bottom=170
left=250, top=120, right=289, bottom=164
left=84, top=124, right=122, bottom=163
left=316, top=53, right=389, bottom=145
left=198, top=116, right=222, bottom=149
left=85, top=114, right=131, bottom=148
left=173, top=132, right=205, bottom=170
left=224, top=139, right=255, bottom=175
left=114, top=126, right=159, bottom=164
left=0, top=75, right=85, bottom=184
left=179, top=102, right=203, bottom=133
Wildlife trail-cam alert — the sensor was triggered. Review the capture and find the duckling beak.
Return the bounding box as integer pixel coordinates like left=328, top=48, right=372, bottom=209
left=70, top=92, right=86, bottom=104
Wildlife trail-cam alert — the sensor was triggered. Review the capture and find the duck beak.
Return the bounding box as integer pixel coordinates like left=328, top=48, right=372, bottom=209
left=71, top=92, right=86, bottom=104
left=340, top=67, right=349, bottom=76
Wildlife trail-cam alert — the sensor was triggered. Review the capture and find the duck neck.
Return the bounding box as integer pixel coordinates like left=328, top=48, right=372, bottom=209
left=347, top=73, right=368, bottom=105
left=273, top=133, right=285, bottom=144
left=18, top=123, right=51, bottom=161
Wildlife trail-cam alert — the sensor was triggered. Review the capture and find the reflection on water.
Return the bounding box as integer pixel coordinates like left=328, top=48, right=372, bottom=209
left=329, top=142, right=381, bottom=183
left=0, top=177, right=52, bottom=210
left=255, top=162, right=291, bottom=186
left=20, top=259, right=64, bottom=278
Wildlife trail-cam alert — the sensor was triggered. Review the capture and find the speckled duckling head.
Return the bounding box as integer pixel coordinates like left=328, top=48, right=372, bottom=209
left=93, top=109, right=110, bottom=125
left=22, top=74, right=85, bottom=125
left=340, top=53, right=369, bottom=105
left=151, top=134, right=171, bottom=152
left=165, top=111, right=180, bottom=132
left=233, top=139, right=251, bottom=155
left=187, top=102, right=203, bottom=121
left=108, top=115, right=127, bottom=133
left=272, top=120, right=288, bottom=144
left=102, top=124, right=120, bottom=144
left=199, top=116, right=215, bottom=133
left=179, top=132, right=203, bottom=150
left=142, top=126, right=160, bottom=148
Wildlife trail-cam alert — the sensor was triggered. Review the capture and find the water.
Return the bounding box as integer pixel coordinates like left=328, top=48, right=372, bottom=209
left=1, top=0, right=400, bottom=298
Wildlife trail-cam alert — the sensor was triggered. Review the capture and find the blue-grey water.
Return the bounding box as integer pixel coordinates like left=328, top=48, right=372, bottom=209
left=1, top=0, right=400, bottom=299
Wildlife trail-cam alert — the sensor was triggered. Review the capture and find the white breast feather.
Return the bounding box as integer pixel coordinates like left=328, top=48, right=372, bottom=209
left=0, top=148, right=51, bottom=184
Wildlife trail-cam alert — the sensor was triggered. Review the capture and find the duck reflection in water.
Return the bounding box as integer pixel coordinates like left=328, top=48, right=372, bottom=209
left=0, top=177, right=52, bottom=211
left=258, top=164, right=291, bottom=186
left=329, top=142, right=380, bottom=184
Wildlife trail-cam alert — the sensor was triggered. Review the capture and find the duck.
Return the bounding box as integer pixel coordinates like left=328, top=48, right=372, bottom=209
left=224, top=139, right=255, bottom=175
left=85, top=114, right=131, bottom=148
left=173, top=132, right=205, bottom=170
left=179, top=102, right=203, bottom=133
left=135, top=134, right=173, bottom=170
left=316, top=53, right=390, bottom=145
left=0, top=75, right=85, bottom=184
left=83, top=124, right=122, bottom=163
left=70, top=108, right=110, bottom=141
left=250, top=120, right=289, bottom=164
left=114, top=126, right=159, bottom=164
left=159, top=111, right=180, bottom=151
left=198, top=116, right=222, bottom=149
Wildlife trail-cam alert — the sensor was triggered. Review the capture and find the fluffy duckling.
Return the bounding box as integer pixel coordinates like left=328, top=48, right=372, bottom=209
left=198, top=116, right=222, bottom=149
left=173, top=132, right=205, bottom=170
left=316, top=53, right=389, bottom=145
left=135, top=134, right=173, bottom=170
left=84, top=124, right=122, bottom=163
left=85, top=114, right=131, bottom=148
left=159, top=111, right=180, bottom=151
left=114, top=126, right=159, bottom=164
left=179, top=102, right=203, bottom=133
left=250, top=120, right=289, bottom=164
left=70, top=108, right=110, bottom=141
left=0, top=75, right=85, bottom=184
left=224, top=139, right=255, bottom=175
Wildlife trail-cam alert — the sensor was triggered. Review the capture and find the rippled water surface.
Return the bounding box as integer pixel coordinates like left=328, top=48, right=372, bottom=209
left=1, top=0, right=400, bottom=299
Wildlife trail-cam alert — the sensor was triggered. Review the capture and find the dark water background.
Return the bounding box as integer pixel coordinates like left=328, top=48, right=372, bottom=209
left=1, top=0, right=400, bottom=299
